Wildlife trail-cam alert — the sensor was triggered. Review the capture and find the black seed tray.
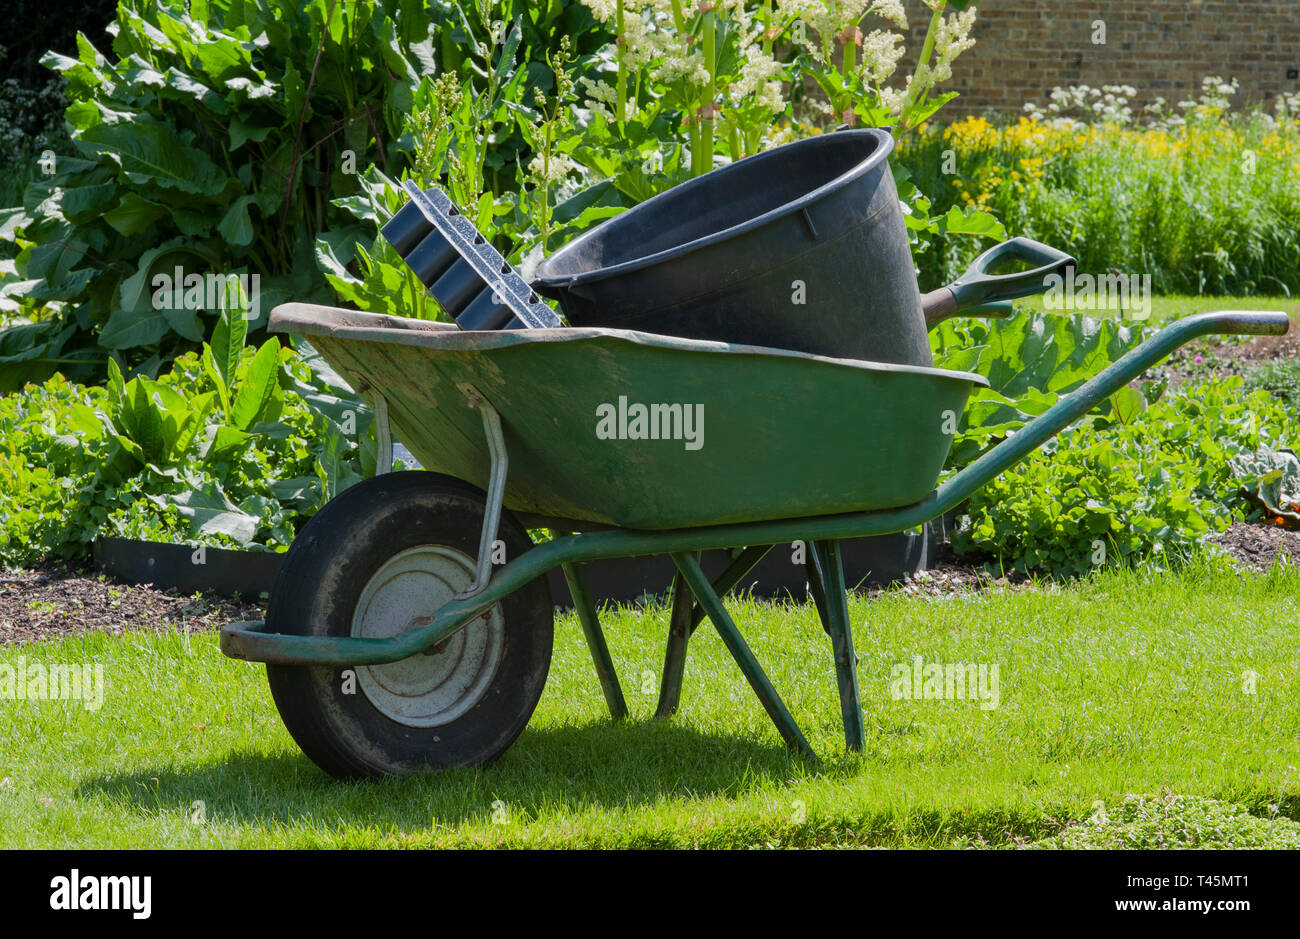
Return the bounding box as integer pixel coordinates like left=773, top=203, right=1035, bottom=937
left=380, top=180, right=562, bottom=330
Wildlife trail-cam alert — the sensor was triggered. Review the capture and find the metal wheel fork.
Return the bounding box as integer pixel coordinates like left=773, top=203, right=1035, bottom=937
left=805, top=540, right=832, bottom=633
left=453, top=384, right=508, bottom=601
left=442, top=389, right=630, bottom=718
left=358, top=388, right=394, bottom=474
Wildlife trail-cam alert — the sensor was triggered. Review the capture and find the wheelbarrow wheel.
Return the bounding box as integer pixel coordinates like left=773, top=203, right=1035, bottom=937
left=265, top=471, right=552, bottom=779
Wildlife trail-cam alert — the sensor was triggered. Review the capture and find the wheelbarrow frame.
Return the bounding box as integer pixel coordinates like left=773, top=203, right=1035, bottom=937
left=221, top=309, right=1289, bottom=761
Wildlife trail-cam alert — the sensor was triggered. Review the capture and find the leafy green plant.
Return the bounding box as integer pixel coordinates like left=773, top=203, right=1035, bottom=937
left=1230, top=446, right=1300, bottom=527
left=0, top=308, right=384, bottom=568
left=328, top=0, right=1001, bottom=314
left=930, top=309, right=1149, bottom=470
left=1035, top=794, right=1300, bottom=850
left=425, top=0, right=609, bottom=194
left=573, top=1, right=977, bottom=177
left=1243, top=359, right=1300, bottom=405
left=1, top=0, right=591, bottom=382
left=953, top=376, right=1300, bottom=576
left=557, top=0, right=999, bottom=260
left=931, top=308, right=1300, bottom=574
left=0, top=373, right=115, bottom=565
left=313, top=167, right=435, bottom=319
left=901, top=82, right=1300, bottom=293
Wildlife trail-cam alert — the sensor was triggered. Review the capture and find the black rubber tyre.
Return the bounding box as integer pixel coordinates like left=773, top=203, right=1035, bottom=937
left=265, top=471, right=552, bottom=779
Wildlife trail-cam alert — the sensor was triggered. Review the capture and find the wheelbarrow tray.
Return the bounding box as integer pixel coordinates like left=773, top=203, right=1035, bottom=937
left=270, top=303, right=987, bottom=530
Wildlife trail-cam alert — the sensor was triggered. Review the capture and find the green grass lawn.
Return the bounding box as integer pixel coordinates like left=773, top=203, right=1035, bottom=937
left=1015, top=293, right=1299, bottom=325
left=2, top=561, right=1298, bottom=848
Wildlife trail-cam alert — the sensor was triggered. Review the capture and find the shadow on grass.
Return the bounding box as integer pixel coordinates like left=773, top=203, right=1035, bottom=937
left=75, top=718, right=839, bottom=833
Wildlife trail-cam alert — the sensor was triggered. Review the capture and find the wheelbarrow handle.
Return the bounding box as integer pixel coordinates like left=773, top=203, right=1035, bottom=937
left=936, top=309, right=1292, bottom=508
left=921, top=236, right=1076, bottom=327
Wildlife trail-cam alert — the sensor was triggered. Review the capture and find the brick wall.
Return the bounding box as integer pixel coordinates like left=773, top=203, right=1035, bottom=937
left=894, top=0, right=1300, bottom=120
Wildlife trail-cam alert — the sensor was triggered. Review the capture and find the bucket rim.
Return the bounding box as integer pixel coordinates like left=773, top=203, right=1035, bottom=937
left=534, top=128, right=895, bottom=291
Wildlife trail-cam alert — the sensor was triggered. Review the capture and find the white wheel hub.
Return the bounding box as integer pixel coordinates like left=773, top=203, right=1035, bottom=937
left=350, top=545, right=504, bottom=727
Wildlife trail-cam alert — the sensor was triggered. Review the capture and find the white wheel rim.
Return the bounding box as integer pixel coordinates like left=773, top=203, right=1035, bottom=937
left=350, top=545, right=504, bottom=727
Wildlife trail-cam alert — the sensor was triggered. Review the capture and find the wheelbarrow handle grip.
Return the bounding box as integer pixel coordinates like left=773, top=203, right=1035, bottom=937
left=1203, top=310, right=1294, bottom=335
left=922, top=236, right=1076, bottom=327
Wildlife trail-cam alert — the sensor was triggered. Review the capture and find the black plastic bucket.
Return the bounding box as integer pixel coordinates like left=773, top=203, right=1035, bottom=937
left=532, top=128, right=932, bottom=366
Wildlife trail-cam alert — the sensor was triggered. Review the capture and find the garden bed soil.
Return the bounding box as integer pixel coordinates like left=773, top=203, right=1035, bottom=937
left=1211, top=522, right=1300, bottom=572
left=1154, top=304, right=1300, bottom=388
left=2, top=554, right=1008, bottom=647
left=0, top=563, right=266, bottom=646
left=3, top=521, right=1293, bottom=647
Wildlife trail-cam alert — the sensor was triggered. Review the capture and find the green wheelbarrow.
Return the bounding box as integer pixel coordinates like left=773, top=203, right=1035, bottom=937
left=220, top=303, right=1290, bottom=778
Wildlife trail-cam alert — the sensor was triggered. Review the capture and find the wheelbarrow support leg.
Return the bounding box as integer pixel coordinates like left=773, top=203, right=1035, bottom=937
left=655, top=561, right=696, bottom=719
left=816, top=540, right=865, bottom=752
left=670, top=552, right=817, bottom=761
left=561, top=561, right=628, bottom=722
left=805, top=540, right=832, bottom=633
left=657, top=544, right=775, bottom=719
left=686, top=544, right=775, bottom=633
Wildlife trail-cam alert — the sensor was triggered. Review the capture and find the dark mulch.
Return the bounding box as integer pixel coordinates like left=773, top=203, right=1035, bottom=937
left=0, top=551, right=1036, bottom=647
left=0, top=562, right=266, bottom=646
left=863, top=539, right=1037, bottom=598
left=885, top=562, right=1035, bottom=598
left=1211, top=522, right=1300, bottom=572
left=1, top=520, right=1291, bottom=648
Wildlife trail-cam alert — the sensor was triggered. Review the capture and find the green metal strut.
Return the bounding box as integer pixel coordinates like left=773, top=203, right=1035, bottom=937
left=656, top=545, right=774, bottom=719
left=560, top=561, right=628, bottom=722
left=816, top=540, right=865, bottom=752
left=655, top=559, right=697, bottom=720
left=670, top=551, right=816, bottom=760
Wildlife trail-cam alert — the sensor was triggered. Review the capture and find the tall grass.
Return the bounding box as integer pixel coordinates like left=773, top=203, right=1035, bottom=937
left=903, top=109, right=1300, bottom=295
